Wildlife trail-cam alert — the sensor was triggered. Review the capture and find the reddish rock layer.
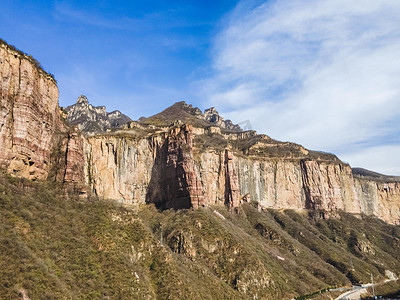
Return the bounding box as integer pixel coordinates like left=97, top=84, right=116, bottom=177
left=165, top=124, right=204, bottom=209
left=0, top=43, right=61, bottom=180
left=0, top=42, right=84, bottom=184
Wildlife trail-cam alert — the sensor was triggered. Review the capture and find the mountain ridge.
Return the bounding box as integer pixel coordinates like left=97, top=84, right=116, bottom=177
left=64, top=95, right=132, bottom=132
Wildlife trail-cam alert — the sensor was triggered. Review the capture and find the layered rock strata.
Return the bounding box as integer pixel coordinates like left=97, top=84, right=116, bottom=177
left=0, top=40, right=84, bottom=185
left=83, top=125, right=400, bottom=223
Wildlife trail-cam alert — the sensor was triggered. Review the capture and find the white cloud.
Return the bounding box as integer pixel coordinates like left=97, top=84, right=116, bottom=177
left=200, top=0, right=400, bottom=175
left=339, top=145, right=400, bottom=176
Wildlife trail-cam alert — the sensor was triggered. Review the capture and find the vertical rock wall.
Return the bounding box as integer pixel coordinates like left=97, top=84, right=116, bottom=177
left=0, top=42, right=85, bottom=185
left=224, top=150, right=240, bottom=208
left=355, top=178, right=400, bottom=224
left=164, top=125, right=204, bottom=209
left=235, top=158, right=305, bottom=209
left=0, top=43, right=61, bottom=180
left=84, top=134, right=164, bottom=204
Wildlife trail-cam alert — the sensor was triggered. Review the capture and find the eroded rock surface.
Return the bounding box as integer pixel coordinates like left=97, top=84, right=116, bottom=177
left=0, top=41, right=62, bottom=180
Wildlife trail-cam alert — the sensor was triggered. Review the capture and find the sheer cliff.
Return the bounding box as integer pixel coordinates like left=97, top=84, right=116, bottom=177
left=82, top=118, right=400, bottom=224
left=0, top=39, right=85, bottom=186
left=0, top=39, right=399, bottom=224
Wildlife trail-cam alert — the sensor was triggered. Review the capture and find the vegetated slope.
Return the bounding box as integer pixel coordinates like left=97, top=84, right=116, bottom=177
left=1, top=175, right=399, bottom=300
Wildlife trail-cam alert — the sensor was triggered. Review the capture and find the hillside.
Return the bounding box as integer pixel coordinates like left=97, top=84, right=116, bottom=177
left=1, top=174, right=399, bottom=299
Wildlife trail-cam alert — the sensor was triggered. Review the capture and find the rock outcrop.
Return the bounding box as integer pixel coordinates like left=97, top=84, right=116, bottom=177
left=224, top=150, right=240, bottom=208
left=64, top=95, right=131, bottom=132
left=0, top=40, right=62, bottom=180
left=204, top=107, right=242, bottom=131
left=82, top=122, right=400, bottom=223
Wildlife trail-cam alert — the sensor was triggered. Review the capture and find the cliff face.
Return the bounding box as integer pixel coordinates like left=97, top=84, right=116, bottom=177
left=0, top=42, right=61, bottom=180
left=0, top=40, right=399, bottom=224
left=0, top=41, right=84, bottom=184
left=84, top=123, right=245, bottom=210
left=82, top=124, right=400, bottom=223
left=354, top=178, right=400, bottom=224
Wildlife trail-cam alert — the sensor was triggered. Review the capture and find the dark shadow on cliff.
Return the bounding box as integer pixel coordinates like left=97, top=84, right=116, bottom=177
left=145, top=138, right=193, bottom=210
left=145, top=139, right=168, bottom=210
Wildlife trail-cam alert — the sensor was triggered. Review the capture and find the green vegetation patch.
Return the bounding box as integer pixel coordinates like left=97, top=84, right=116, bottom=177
left=0, top=174, right=399, bottom=299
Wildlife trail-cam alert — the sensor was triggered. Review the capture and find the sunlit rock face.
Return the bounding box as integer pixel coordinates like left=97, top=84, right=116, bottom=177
left=0, top=40, right=85, bottom=184
left=82, top=119, right=400, bottom=223
left=354, top=177, right=400, bottom=224
left=0, top=42, right=62, bottom=180
left=0, top=40, right=399, bottom=224
left=65, top=95, right=131, bottom=133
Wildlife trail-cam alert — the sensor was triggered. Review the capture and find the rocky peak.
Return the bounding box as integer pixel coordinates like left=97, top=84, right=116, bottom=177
left=64, top=95, right=131, bottom=133
left=142, top=101, right=242, bottom=131
left=76, top=95, right=89, bottom=105
left=204, top=107, right=242, bottom=131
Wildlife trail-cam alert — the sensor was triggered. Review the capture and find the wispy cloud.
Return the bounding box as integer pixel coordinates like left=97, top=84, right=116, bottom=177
left=53, top=1, right=210, bottom=32
left=199, top=0, right=400, bottom=175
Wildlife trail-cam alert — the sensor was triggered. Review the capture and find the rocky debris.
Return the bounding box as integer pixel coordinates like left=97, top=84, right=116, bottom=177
left=18, top=289, right=31, bottom=300
left=64, top=95, right=131, bottom=132
left=165, top=124, right=204, bottom=209
left=204, top=107, right=242, bottom=131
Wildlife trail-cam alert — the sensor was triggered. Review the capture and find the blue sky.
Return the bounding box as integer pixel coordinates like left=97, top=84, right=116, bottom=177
left=1, top=0, right=400, bottom=175
left=0, top=0, right=239, bottom=114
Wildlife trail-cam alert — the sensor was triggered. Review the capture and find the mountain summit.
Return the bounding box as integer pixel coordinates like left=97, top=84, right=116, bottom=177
left=64, top=95, right=131, bottom=132
left=141, top=101, right=242, bottom=131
